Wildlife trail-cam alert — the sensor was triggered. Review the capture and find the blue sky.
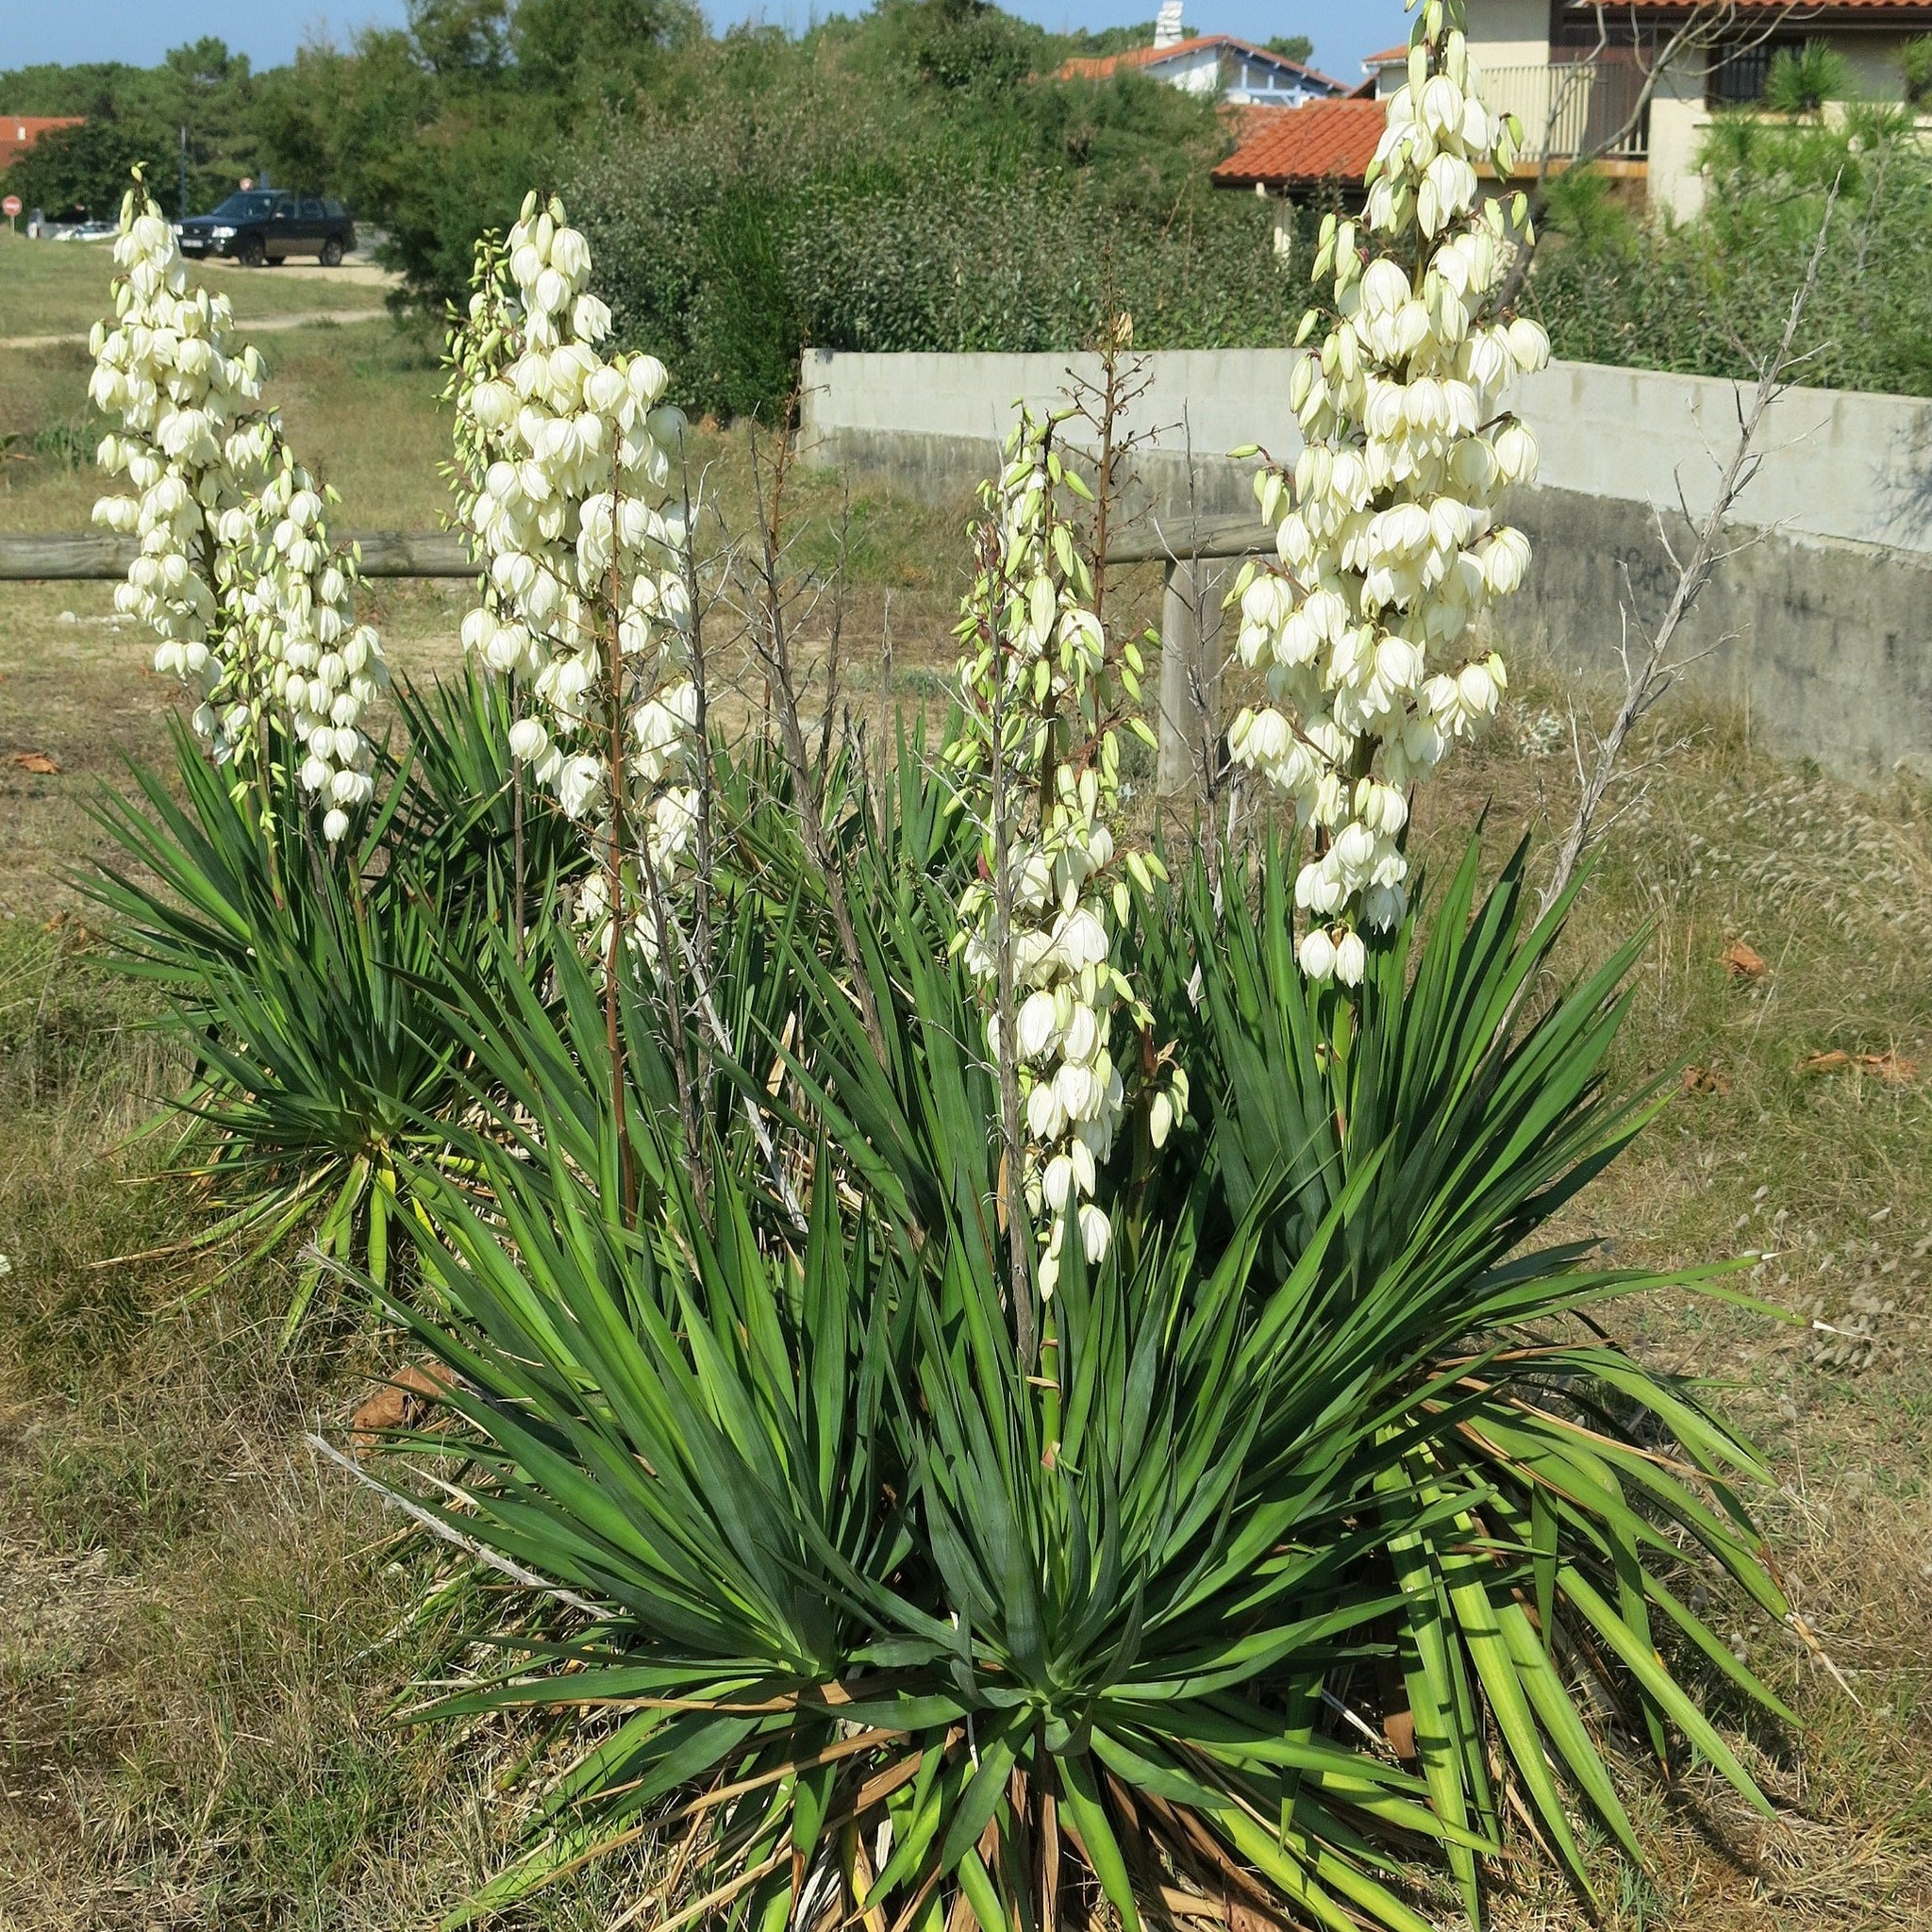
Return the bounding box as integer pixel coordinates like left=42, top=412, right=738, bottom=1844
left=0, top=0, right=1412, bottom=85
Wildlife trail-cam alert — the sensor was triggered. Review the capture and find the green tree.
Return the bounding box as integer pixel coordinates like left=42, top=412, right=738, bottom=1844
left=512, top=0, right=701, bottom=98
left=1765, top=38, right=1852, bottom=115
left=407, top=0, right=513, bottom=78
left=1265, top=33, right=1315, bottom=65
left=7, top=117, right=160, bottom=219
left=1900, top=34, right=1932, bottom=106
left=0, top=38, right=263, bottom=217
left=870, top=0, right=1048, bottom=92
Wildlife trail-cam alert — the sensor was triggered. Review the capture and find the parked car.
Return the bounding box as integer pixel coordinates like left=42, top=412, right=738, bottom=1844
left=175, top=192, right=357, bottom=267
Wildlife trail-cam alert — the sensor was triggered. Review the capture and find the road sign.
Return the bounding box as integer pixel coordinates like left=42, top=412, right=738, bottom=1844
left=2, top=196, right=21, bottom=219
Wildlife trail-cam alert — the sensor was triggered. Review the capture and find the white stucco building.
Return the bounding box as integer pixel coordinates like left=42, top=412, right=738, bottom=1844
left=1057, top=5, right=1346, bottom=110
left=1461, top=0, right=1932, bottom=218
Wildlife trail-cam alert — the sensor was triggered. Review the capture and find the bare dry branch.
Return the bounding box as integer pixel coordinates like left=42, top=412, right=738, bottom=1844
left=1537, top=175, right=1841, bottom=920
left=739, top=401, right=890, bottom=1069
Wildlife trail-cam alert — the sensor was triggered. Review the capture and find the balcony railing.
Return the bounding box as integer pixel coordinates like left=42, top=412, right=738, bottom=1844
left=1481, top=58, right=1651, bottom=163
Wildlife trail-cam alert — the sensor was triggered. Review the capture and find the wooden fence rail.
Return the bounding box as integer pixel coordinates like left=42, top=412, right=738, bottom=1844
left=0, top=515, right=1277, bottom=794
left=0, top=530, right=476, bottom=582
left=0, top=516, right=1275, bottom=583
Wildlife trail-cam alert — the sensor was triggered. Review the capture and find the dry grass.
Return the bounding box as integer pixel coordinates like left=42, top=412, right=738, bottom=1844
left=0, top=226, right=396, bottom=342
left=1, top=231, right=1929, bottom=1927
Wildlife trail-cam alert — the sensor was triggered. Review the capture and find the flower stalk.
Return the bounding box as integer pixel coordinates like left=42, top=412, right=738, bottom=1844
left=92, top=170, right=387, bottom=844
left=1229, top=0, right=1547, bottom=982
left=452, top=192, right=697, bottom=978
left=949, top=407, right=1186, bottom=1320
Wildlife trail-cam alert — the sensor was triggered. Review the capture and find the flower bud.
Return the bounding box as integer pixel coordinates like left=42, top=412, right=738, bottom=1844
left=1078, top=1203, right=1111, bottom=1266
left=508, top=716, right=550, bottom=762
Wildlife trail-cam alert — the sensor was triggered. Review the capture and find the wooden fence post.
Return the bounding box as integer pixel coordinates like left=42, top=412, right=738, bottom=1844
left=1156, top=557, right=1232, bottom=798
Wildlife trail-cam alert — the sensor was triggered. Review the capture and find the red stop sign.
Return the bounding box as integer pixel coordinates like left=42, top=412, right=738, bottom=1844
left=2, top=196, right=21, bottom=218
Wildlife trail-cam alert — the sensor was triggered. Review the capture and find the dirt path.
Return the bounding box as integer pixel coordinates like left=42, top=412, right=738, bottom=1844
left=1, top=307, right=391, bottom=352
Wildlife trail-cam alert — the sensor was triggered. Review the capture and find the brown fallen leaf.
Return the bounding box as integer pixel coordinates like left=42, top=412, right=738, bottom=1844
left=1860, top=1050, right=1920, bottom=1085
left=350, top=1359, right=459, bottom=1454
left=1682, top=1065, right=1731, bottom=1095
left=1721, top=939, right=1767, bottom=979
left=1382, top=1707, right=1418, bottom=1761
left=10, top=750, right=60, bottom=774
left=1800, top=1049, right=1920, bottom=1085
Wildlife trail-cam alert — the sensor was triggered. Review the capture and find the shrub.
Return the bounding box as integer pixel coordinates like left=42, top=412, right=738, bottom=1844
left=1903, top=34, right=1932, bottom=107
left=1765, top=38, right=1853, bottom=116
left=85, top=674, right=573, bottom=1340
left=370, top=828, right=1792, bottom=1929
left=560, top=47, right=1288, bottom=417
left=1528, top=111, right=1932, bottom=396
left=1541, top=163, right=1639, bottom=260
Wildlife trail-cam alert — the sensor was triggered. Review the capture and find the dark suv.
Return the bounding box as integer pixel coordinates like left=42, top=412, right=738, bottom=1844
left=175, top=192, right=357, bottom=267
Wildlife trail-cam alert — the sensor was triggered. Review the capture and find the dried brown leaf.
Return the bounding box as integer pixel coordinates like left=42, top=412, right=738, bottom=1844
left=1382, top=1706, right=1418, bottom=1760
left=1800, top=1049, right=1919, bottom=1084
left=1859, top=1050, right=1919, bottom=1085
left=349, top=1359, right=458, bottom=1454
left=11, top=750, right=60, bottom=774
left=1800, top=1050, right=1852, bottom=1075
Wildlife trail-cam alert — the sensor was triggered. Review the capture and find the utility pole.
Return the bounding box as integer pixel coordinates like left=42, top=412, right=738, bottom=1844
left=178, top=125, right=189, bottom=219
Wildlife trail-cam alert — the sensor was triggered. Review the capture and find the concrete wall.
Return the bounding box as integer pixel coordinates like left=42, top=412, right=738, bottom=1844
left=797, top=347, right=1932, bottom=782
left=1465, top=0, right=1553, bottom=71
left=1647, top=95, right=1707, bottom=221
left=797, top=347, right=1302, bottom=527
left=1838, top=35, right=1920, bottom=101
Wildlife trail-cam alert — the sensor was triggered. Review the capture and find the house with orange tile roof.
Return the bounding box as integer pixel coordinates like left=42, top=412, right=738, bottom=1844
left=1211, top=98, right=1386, bottom=197
left=1208, top=97, right=1386, bottom=257
left=1056, top=3, right=1345, bottom=109
left=1, top=116, right=84, bottom=171
left=1468, top=0, right=1932, bottom=217
left=1216, top=2, right=1932, bottom=228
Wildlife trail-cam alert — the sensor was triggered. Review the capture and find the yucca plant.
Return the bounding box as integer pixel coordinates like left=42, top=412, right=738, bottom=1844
left=363, top=824, right=1793, bottom=1931
left=1128, top=838, right=1795, bottom=1921
left=386, top=663, right=590, bottom=945
left=84, top=692, right=562, bottom=1341
left=380, top=919, right=1484, bottom=1932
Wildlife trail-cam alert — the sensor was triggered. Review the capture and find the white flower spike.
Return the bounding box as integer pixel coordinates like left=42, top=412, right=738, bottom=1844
left=92, top=171, right=386, bottom=838
left=449, top=196, right=696, bottom=966
left=948, top=405, right=1188, bottom=1298
left=1229, top=1, right=1544, bottom=978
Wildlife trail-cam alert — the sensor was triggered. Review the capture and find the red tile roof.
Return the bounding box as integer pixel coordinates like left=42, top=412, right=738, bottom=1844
left=1212, top=96, right=1386, bottom=189
left=0, top=116, right=84, bottom=168
left=1361, top=43, right=1409, bottom=66
left=1058, top=35, right=1342, bottom=92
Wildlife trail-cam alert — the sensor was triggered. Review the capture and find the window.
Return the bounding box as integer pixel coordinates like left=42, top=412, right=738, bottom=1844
left=299, top=198, right=325, bottom=221
left=1707, top=40, right=1778, bottom=106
